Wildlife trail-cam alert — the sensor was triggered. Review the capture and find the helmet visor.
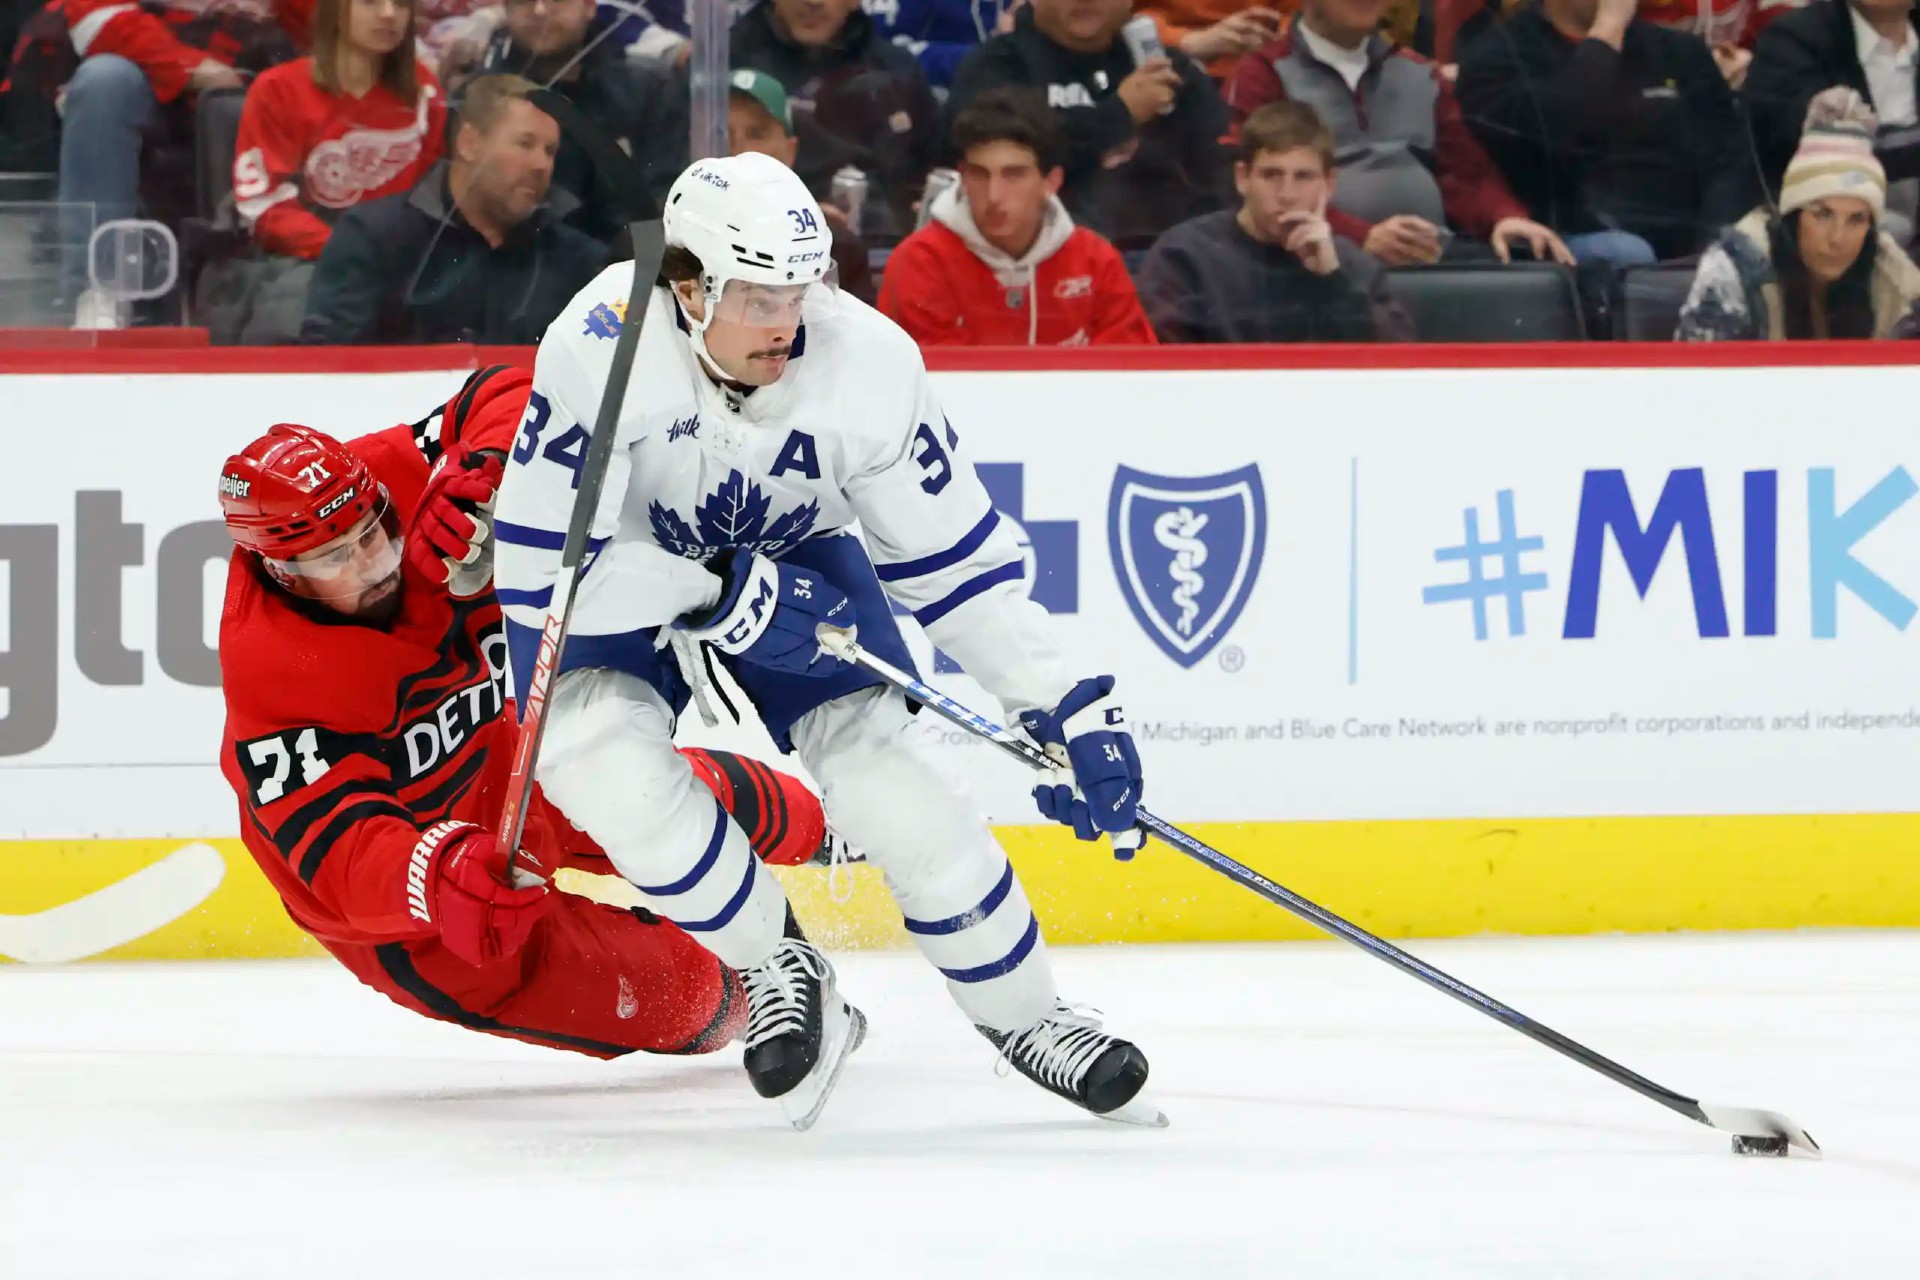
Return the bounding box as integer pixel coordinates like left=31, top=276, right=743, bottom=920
left=264, top=497, right=403, bottom=598
left=709, top=264, right=840, bottom=328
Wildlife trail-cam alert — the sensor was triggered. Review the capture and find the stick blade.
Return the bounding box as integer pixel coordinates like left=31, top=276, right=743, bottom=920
left=1696, top=1103, right=1821, bottom=1157
left=0, top=842, right=226, bottom=964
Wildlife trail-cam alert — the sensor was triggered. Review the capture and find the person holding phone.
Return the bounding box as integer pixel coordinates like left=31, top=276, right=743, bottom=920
left=1222, top=0, right=1573, bottom=267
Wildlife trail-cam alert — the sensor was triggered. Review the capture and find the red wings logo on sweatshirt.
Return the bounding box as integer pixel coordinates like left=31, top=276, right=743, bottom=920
left=306, top=87, right=438, bottom=209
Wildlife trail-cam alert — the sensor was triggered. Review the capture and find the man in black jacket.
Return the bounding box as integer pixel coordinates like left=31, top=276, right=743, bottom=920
left=472, top=0, right=689, bottom=242
left=946, top=0, right=1231, bottom=248
left=301, top=74, right=608, bottom=346
left=1744, top=0, right=1920, bottom=243
left=1138, top=101, right=1405, bottom=342
left=730, top=0, right=939, bottom=239
left=1456, top=0, right=1747, bottom=264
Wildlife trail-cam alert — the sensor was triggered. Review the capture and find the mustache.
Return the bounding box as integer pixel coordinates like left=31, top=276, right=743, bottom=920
left=751, top=345, right=793, bottom=359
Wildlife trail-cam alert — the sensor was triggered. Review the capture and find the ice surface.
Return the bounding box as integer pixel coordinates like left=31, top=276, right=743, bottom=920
left=2, top=932, right=1916, bottom=1279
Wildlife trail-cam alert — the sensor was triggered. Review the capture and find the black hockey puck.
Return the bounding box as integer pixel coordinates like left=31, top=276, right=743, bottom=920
left=1731, top=1134, right=1790, bottom=1157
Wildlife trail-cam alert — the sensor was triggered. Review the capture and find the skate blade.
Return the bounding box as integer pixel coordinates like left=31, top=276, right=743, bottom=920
left=780, top=1000, right=865, bottom=1133
left=1094, top=1091, right=1170, bottom=1129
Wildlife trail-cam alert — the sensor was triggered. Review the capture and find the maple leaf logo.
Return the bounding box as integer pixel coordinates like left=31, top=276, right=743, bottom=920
left=649, top=470, right=818, bottom=560
left=582, top=298, right=627, bottom=340
left=649, top=501, right=702, bottom=559
left=695, top=471, right=773, bottom=548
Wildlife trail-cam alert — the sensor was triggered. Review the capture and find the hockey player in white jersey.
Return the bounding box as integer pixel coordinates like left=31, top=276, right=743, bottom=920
left=493, top=151, right=1159, bottom=1130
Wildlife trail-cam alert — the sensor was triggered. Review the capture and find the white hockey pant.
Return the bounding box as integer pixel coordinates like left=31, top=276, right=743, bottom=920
left=791, top=687, right=1057, bottom=1034
left=536, top=668, right=790, bottom=971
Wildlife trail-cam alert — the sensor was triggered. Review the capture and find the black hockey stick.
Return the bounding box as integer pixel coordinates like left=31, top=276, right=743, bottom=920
left=815, top=624, right=1819, bottom=1158
left=498, top=221, right=667, bottom=883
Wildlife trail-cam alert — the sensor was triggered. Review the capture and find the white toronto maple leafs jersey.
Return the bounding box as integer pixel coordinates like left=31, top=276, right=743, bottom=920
left=492, top=266, right=1072, bottom=713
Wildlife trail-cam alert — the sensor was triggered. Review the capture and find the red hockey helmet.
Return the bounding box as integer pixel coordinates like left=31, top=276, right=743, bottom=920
left=219, top=424, right=386, bottom=560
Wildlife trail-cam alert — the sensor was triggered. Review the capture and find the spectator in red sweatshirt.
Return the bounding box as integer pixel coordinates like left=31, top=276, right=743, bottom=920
left=224, top=0, right=445, bottom=339
left=1224, top=0, right=1572, bottom=267
left=878, top=86, right=1155, bottom=346
left=236, top=0, right=445, bottom=258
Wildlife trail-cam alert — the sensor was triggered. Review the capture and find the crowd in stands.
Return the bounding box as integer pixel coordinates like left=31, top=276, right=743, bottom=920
left=3, top=0, right=1919, bottom=343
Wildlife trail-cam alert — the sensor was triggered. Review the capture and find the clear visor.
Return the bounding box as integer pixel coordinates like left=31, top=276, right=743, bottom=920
left=709, top=263, right=840, bottom=328
left=265, top=497, right=403, bottom=595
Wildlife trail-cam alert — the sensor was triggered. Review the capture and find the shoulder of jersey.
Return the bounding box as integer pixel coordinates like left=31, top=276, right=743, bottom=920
left=545, top=260, right=645, bottom=355
left=217, top=559, right=335, bottom=731
left=792, top=296, right=923, bottom=453
left=812, top=293, right=922, bottom=370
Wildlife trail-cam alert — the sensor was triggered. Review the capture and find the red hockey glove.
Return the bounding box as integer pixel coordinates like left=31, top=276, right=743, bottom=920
left=407, top=448, right=505, bottom=597
left=407, top=822, right=550, bottom=966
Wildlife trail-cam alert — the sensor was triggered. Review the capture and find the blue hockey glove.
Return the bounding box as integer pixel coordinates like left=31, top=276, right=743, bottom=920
left=676, top=549, right=852, bottom=677
left=1019, top=676, right=1146, bottom=860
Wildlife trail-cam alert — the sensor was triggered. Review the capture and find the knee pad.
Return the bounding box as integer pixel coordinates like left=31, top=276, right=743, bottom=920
left=539, top=668, right=788, bottom=970
left=794, top=690, right=1005, bottom=908
left=797, top=690, right=1056, bottom=1032
left=540, top=669, right=708, bottom=869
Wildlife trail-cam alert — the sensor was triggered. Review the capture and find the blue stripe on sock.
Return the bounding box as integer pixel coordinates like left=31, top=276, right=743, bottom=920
left=902, top=862, right=1015, bottom=936
left=633, top=803, right=727, bottom=896
left=674, top=851, right=760, bottom=934
left=494, top=585, right=554, bottom=608
left=913, top=561, right=1023, bottom=629
left=875, top=509, right=1000, bottom=582
left=937, top=913, right=1040, bottom=984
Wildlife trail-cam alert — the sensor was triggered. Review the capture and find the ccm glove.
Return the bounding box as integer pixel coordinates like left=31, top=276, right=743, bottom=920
left=1019, top=676, right=1146, bottom=860
left=675, top=548, right=853, bottom=677
left=406, top=821, right=550, bottom=966
left=406, top=447, right=505, bottom=598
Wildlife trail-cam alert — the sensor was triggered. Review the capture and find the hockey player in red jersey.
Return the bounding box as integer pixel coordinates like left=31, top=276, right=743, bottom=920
left=216, top=366, right=828, bottom=1059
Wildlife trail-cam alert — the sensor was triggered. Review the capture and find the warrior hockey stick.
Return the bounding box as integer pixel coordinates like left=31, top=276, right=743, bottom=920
left=497, top=221, right=667, bottom=884
left=815, top=624, right=1820, bottom=1158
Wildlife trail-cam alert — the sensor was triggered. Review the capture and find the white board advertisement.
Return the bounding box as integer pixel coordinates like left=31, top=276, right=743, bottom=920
left=3, top=362, right=1917, bottom=838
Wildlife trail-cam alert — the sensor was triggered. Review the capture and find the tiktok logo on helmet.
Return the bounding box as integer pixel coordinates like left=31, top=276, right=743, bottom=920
left=1108, top=465, right=1267, bottom=669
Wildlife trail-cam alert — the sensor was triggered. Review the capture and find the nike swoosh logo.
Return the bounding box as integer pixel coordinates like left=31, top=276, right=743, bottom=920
left=0, top=843, right=226, bottom=964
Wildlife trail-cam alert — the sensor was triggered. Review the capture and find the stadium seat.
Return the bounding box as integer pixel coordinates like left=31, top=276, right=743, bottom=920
left=1383, top=263, right=1587, bottom=342
left=1615, top=260, right=1700, bottom=341
left=193, top=88, right=248, bottom=224
left=180, top=88, right=253, bottom=335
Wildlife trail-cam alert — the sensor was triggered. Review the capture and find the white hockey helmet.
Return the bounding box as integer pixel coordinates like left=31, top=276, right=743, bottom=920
left=662, top=152, right=837, bottom=335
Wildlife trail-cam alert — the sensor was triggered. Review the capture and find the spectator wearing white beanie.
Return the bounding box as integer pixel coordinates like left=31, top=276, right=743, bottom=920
left=1778, top=87, right=1888, bottom=222
left=1678, top=87, right=1920, bottom=340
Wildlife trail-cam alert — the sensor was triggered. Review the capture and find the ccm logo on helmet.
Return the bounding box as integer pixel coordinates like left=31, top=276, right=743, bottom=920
left=315, top=486, right=358, bottom=520
left=219, top=475, right=251, bottom=500
left=788, top=251, right=826, bottom=263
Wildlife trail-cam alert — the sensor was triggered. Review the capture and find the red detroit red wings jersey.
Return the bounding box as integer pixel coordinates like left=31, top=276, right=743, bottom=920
left=234, top=58, right=445, bottom=260
left=217, top=367, right=557, bottom=947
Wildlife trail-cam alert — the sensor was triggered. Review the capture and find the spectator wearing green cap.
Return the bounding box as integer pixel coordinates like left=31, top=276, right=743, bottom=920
left=728, top=67, right=877, bottom=302
left=730, top=0, right=939, bottom=239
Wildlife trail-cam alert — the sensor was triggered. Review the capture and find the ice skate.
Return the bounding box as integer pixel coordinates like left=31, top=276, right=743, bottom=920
left=980, top=1003, right=1166, bottom=1127
left=742, top=923, right=866, bottom=1131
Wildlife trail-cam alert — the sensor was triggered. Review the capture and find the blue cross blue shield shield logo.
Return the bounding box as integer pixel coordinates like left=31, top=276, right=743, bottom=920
left=1107, top=464, right=1267, bottom=668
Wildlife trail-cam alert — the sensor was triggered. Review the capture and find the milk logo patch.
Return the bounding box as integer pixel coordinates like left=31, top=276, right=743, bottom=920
left=1108, top=464, right=1266, bottom=668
